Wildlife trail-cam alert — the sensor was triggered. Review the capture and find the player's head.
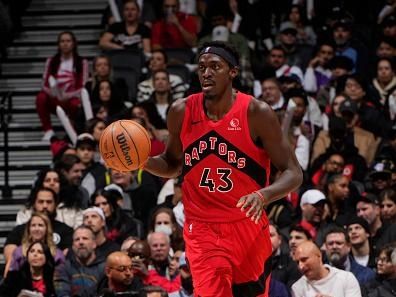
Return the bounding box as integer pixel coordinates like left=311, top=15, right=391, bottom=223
left=197, top=41, right=239, bottom=99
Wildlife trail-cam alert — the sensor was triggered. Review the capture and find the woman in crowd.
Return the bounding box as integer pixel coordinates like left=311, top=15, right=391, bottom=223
left=5, top=213, right=64, bottom=276
left=148, top=207, right=184, bottom=252
left=324, top=173, right=351, bottom=224
left=99, top=0, right=151, bottom=54
left=16, top=168, right=83, bottom=229
left=92, top=189, right=144, bottom=244
left=90, top=79, right=128, bottom=124
left=285, top=4, right=316, bottom=46
left=35, top=31, right=88, bottom=141
left=380, top=188, right=396, bottom=224
left=0, top=241, right=56, bottom=297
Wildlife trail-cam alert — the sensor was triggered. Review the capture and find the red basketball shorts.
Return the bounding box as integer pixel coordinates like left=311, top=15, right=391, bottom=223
left=183, top=217, right=272, bottom=297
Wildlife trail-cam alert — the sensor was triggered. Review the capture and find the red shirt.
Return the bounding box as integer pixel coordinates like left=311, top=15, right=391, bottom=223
left=180, top=92, right=271, bottom=222
left=151, top=12, right=197, bottom=49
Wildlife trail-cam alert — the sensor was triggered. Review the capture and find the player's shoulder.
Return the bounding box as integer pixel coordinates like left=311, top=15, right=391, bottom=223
left=247, top=95, right=275, bottom=117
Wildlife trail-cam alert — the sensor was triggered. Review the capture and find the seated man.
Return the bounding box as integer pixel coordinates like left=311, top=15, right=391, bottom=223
left=292, top=241, right=361, bottom=297
left=54, top=226, right=106, bottom=297
left=144, top=232, right=181, bottom=293
left=93, top=251, right=144, bottom=296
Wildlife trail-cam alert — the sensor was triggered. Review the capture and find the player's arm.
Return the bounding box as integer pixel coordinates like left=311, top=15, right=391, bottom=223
left=143, top=99, right=185, bottom=178
left=237, top=98, right=303, bottom=222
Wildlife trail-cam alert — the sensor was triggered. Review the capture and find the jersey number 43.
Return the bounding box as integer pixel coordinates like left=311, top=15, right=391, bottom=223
left=199, top=168, right=233, bottom=192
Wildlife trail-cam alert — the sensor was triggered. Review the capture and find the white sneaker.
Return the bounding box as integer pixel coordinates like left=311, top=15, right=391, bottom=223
left=42, top=130, right=55, bottom=142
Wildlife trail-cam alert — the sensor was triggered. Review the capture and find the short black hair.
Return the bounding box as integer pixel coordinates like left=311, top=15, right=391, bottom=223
left=290, top=224, right=312, bottom=240
left=197, top=41, right=240, bottom=68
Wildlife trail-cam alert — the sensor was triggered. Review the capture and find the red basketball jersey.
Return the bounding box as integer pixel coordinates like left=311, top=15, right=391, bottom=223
left=180, top=91, right=271, bottom=222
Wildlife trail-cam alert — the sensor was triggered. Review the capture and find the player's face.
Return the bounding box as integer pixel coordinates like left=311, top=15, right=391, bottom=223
left=198, top=53, right=236, bottom=100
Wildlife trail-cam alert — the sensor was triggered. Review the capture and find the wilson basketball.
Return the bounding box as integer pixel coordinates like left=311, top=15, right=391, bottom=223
left=99, top=120, right=151, bottom=171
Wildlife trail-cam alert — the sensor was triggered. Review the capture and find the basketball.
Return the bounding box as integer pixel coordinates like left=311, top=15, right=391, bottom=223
left=99, top=120, right=151, bottom=171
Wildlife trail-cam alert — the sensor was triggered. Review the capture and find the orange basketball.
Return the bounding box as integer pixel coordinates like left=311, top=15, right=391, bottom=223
left=99, top=120, right=151, bottom=171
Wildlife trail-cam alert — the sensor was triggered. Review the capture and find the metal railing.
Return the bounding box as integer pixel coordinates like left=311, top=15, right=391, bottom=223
left=0, top=91, right=13, bottom=199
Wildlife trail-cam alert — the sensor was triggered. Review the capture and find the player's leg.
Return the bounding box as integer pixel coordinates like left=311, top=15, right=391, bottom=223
left=231, top=219, right=272, bottom=297
left=183, top=220, right=234, bottom=297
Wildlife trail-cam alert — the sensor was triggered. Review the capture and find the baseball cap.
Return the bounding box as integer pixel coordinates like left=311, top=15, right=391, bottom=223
left=359, top=192, right=379, bottom=205
left=279, top=21, right=297, bottom=35
left=82, top=206, right=106, bottom=221
left=300, top=189, right=326, bottom=207
left=339, top=99, right=358, bottom=115
left=346, top=215, right=370, bottom=234
left=381, top=15, right=396, bottom=28
left=76, top=133, right=96, bottom=149
left=369, top=159, right=394, bottom=180
left=212, top=25, right=229, bottom=42
left=333, top=18, right=353, bottom=31
left=104, top=183, right=124, bottom=196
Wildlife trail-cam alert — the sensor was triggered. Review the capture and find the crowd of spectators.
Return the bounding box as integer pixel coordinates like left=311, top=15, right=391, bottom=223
left=1, top=0, right=396, bottom=296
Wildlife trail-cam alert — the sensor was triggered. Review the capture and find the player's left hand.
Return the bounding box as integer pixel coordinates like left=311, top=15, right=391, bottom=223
left=236, top=192, right=267, bottom=224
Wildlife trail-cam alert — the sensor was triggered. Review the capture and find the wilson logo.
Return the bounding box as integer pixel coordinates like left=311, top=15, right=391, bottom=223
left=116, top=133, right=133, bottom=166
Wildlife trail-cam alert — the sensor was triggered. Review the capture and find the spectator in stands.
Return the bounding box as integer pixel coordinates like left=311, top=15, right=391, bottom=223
left=346, top=216, right=376, bottom=268
left=310, top=153, right=345, bottom=190
left=0, top=242, right=56, bottom=297
left=324, top=173, right=352, bottom=224
left=128, top=240, right=151, bottom=282
left=363, top=243, right=396, bottom=297
left=85, top=117, right=106, bottom=143
left=147, top=70, right=174, bottom=123
left=151, top=0, right=197, bottom=49
left=169, top=252, right=193, bottom=297
left=371, top=57, right=396, bottom=117
left=285, top=4, right=317, bottom=46
left=375, top=36, right=396, bottom=60
left=99, top=0, right=151, bottom=54
left=90, top=79, right=128, bottom=125
left=292, top=241, right=361, bottom=297
left=270, top=222, right=301, bottom=289
left=157, top=177, right=184, bottom=228
left=276, top=21, right=313, bottom=71
left=82, top=207, right=120, bottom=258
left=36, top=31, right=88, bottom=141
left=4, top=187, right=73, bottom=266
left=303, top=42, right=335, bottom=95
left=316, top=55, right=354, bottom=111
left=343, top=73, right=391, bottom=138
left=137, top=49, right=187, bottom=103
left=368, top=159, right=394, bottom=196
left=145, top=232, right=181, bottom=293
left=92, top=189, right=144, bottom=244
left=266, top=46, right=303, bottom=82
left=332, top=19, right=359, bottom=70
left=259, top=77, right=286, bottom=112
left=298, top=189, right=326, bottom=240
left=75, top=133, right=107, bottom=196
left=148, top=207, right=184, bottom=252
left=380, top=188, right=396, bottom=224
left=54, top=225, right=106, bottom=297
left=324, top=226, right=375, bottom=285
left=289, top=224, right=312, bottom=260
left=198, top=4, right=254, bottom=91
left=5, top=212, right=64, bottom=276
left=141, top=286, right=169, bottom=297
left=92, top=251, right=145, bottom=296
left=356, top=191, right=396, bottom=254
left=54, top=154, right=90, bottom=220
left=109, top=168, right=160, bottom=229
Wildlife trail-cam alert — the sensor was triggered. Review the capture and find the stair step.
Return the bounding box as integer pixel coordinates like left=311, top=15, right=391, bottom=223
left=0, top=140, right=50, bottom=148
left=13, top=29, right=102, bottom=44
left=28, top=2, right=106, bottom=13
left=0, top=150, right=52, bottom=162
left=6, top=44, right=99, bottom=60
left=0, top=170, right=43, bottom=184
left=2, top=60, right=93, bottom=77
left=22, top=14, right=102, bottom=28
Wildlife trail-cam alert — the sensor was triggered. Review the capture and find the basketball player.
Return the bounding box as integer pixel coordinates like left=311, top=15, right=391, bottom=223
left=143, top=41, right=303, bottom=297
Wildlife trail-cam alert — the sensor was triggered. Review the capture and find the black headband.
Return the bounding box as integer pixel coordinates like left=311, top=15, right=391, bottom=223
left=198, top=46, right=238, bottom=67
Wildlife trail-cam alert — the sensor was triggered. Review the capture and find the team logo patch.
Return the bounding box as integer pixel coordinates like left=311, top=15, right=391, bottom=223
left=228, top=118, right=241, bottom=131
